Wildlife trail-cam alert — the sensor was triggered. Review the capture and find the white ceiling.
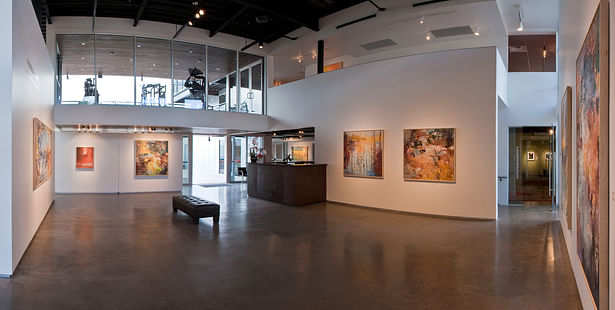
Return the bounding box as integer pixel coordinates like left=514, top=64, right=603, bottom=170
left=496, top=0, right=559, bottom=33
left=269, top=0, right=510, bottom=83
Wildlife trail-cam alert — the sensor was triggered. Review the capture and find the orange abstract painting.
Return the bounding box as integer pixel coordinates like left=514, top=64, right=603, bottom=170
left=33, top=118, right=53, bottom=190
left=343, top=130, right=384, bottom=178
left=76, top=147, right=94, bottom=169
left=404, top=128, right=455, bottom=182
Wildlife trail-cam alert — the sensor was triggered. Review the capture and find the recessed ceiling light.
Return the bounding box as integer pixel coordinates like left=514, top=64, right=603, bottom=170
left=199, top=9, right=205, bottom=15
left=216, top=67, right=220, bottom=71
left=81, top=42, right=86, bottom=46
left=188, top=21, right=193, bottom=26
left=189, top=50, right=192, bottom=54
left=81, top=57, right=85, bottom=60
left=137, top=44, right=142, bottom=48
left=426, top=33, right=431, bottom=40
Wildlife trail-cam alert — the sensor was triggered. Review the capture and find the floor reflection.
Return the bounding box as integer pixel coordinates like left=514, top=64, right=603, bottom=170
left=0, top=186, right=580, bottom=309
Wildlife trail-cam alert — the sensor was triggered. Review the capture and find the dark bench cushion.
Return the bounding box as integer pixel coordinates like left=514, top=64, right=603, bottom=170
left=173, top=195, right=220, bottom=223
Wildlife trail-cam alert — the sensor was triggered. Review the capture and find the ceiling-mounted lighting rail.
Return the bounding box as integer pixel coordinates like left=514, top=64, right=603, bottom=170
left=367, top=0, right=386, bottom=11
left=515, top=5, right=523, bottom=31
left=412, top=0, right=448, bottom=7
left=336, top=13, right=377, bottom=29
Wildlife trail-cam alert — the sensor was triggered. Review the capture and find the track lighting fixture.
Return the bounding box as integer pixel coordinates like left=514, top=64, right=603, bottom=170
left=426, top=32, right=431, bottom=40
left=515, top=5, right=523, bottom=31
left=195, top=13, right=200, bottom=18
left=188, top=20, right=193, bottom=26
left=473, top=27, right=480, bottom=36
left=258, top=41, right=264, bottom=49
left=199, top=9, right=205, bottom=15
left=419, top=16, right=424, bottom=24
left=542, top=46, right=547, bottom=58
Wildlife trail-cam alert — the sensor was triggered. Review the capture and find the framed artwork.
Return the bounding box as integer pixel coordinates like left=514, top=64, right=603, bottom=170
left=403, top=128, right=455, bottom=182
left=324, top=62, right=343, bottom=72
left=291, top=146, right=309, bottom=161
left=527, top=152, right=535, bottom=161
left=576, top=3, right=609, bottom=308
left=544, top=152, right=552, bottom=160
left=343, top=130, right=384, bottom=178
left=135, top=140, right=169, bottom=176
left=33, top=118, right=53, bottom=190
left=561, top=87, right=572, bottom=231
left=76, top=147, right=94, bottom=169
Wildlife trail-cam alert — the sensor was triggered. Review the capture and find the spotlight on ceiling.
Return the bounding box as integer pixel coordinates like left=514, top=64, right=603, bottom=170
left=419, top=16, right=424, bottom=24
left=426, top=32, right=431, bottom=40
left=199, top=9, right=205, bottom=15
left=474, top=27, right=480, bottom=36
left=258, top=41, right=264, bottom=49
left=515, top=5, right=523, bottom=31
left=195, top=13, right=200, bottom=19
left=188, top=20, right=193, bottom=26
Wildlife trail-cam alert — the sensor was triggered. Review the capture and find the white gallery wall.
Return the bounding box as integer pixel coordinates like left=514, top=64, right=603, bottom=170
left=8, top=0, right=55, bottom=275
left=497, top=72, right=558, bottom=205
left=55, top=132, right=182, bottom=193
left=558, top=0, right=607, bottom=309
left=268, top=47, right=498, bottom=219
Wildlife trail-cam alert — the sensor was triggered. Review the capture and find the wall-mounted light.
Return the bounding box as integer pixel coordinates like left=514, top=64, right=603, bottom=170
left=542, top=45, right=547, bottom=58
left=78, top=124, right=81, bottom=132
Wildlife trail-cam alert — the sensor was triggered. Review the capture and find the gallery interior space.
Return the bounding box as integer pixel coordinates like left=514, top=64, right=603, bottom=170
left=0, top=0, right=612, bottom=308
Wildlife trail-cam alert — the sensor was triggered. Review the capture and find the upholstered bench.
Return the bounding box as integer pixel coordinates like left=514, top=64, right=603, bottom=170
left=172, top=195, right=220, bottom=225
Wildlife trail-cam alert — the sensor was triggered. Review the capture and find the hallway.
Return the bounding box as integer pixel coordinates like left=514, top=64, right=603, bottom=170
left=0, top=185, right=581, bottom=309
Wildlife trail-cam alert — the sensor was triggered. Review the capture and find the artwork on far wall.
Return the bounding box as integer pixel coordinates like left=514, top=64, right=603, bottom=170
left=33, top=118, right=53, bottom=190
left=403, top=128, right=455, bottom=182
left=560, top=86, right=572, bottom=231
left=576, top=3, right=609, bottom=309
left=291, top=146, right=309, bottom=161
left=135, top=140, right=169, bottom=176
left=527, top=151, right=535, bottom=161
left=343, top=130, right=384, bottom=178
left=76, top=147, right=94, bottom=169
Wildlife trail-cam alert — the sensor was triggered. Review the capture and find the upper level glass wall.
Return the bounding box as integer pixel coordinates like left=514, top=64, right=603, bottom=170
left=56, top=34, right=265, bottom=115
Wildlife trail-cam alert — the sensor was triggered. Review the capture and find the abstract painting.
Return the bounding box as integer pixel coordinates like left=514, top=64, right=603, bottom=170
left=291, top=146, right=309, bottom=161
left=135, top=140, right=168, bottom=176
left=561, top=86, right=572, bottom=230
left=343, top=130, right=383, bottom=178
left=576, top=3, right=609, bottom=308
left=76, top=147, right=94, bottom=169
left=33, top=118, right=53, bottom=190
left=403, top=128, right=455, bottom=182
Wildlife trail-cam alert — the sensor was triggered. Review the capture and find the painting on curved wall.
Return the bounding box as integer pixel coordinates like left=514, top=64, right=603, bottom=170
left=403, top=128, right=455, bottom=182
left=575, top=3, right=609, bottom=308
left=343, top=130, right=383, bottom=178
left=33, top=118, right=53, bottom=190
left=135, top=140, right=169, bottom=176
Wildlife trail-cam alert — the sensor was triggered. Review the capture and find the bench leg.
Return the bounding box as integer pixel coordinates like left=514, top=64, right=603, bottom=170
left=192, top=217, right=199, bottom=225
left=213, top=215, right=220, bottom=223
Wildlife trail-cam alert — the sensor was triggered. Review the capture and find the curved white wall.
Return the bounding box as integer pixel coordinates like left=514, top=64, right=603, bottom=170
left=268, top=47, right=498, bottom=219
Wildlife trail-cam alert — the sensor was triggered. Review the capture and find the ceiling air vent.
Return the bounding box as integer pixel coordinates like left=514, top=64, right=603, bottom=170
left=360, top=39, right=398, bottom=51
left=412, top=0, right=449, bottom=7
left=430, top=26, right=474, bottom=38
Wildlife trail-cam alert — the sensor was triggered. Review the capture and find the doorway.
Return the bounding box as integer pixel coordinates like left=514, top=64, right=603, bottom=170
left=508, top=126, right=556, bottom=205
left=192, top=135, right=226, bottom=185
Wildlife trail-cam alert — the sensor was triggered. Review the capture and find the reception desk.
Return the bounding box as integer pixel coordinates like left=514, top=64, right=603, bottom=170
left=247, top=163, right=327, bottom=206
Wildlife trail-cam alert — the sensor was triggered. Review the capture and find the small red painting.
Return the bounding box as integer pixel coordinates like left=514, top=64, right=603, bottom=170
left=76, top=147, right=94, bottom=169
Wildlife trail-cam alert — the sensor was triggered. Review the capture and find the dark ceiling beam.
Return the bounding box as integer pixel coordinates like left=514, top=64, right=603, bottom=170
left=209, top=6, right=248, bottom=37
left=133, top=0, right=149, bottom=27
left=228, top=0, right=319, bottom=31
left=173, top=22, right=189, bottom=40
left=91, top=0, right=97, bottom=31
left=42, top=0, right=52, bottom=24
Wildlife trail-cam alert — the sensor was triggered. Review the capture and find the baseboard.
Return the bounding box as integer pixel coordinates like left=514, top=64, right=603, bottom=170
left=56, top=190, right=182, bottom=195
left=559, top=214, right=595, bottom=310
left=326, top=200, right=495, bottom=221
left=0, top=274, right=10, bottom=278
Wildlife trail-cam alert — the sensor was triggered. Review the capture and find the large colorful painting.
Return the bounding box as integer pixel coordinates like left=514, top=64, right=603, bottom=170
left=343, top=130, right=384, bottom=178
left=560, top=87, right=572, bottom=230
left=291, top=146, right=309, bottom=162
left=33, top=118, right=53, bottom=190
left=576, top=3, right=609, bottom=309
left=403, top=128, right=455, bottom=182
left=135, top=140, right=168, bottom=176
left=76, top=147, right=94, bottom=169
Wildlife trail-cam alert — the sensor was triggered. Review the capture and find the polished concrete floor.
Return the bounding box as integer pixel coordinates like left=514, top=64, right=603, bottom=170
left=0, top=184, right=581, bottom=309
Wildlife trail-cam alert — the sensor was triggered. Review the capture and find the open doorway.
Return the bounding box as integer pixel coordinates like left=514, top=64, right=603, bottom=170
left=192, top=135, right=226, bottom=185
left=508, top=126, right=556, bottom=205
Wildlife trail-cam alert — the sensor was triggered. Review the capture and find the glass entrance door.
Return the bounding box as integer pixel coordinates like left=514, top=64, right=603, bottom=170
left=230, top=136, right=247, bottom=182
left=508, top=126, right=556, bottom=205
